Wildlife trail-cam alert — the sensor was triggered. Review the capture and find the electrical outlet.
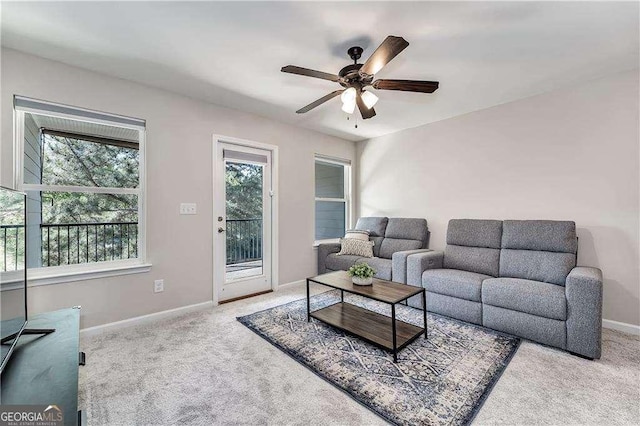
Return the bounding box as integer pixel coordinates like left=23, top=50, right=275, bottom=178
left=180, top=203, right=197, bottom=215
left=154, top=279, right=164, bottom=293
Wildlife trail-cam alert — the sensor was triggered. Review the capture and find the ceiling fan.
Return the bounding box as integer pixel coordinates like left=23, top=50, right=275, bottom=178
left=281, top=36, right=439, bottom=120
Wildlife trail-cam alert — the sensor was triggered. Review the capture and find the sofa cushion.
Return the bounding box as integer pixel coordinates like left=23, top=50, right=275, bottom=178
left=447, top=219, right=503, bottom=249
left=500, top=249, right=575, bottom=286
left=356, top=257, right=392, bottom=280
left=370, top=236, right=384, bottom=257
left=325, top=254, right=361, bottom=271
left=422, top=269, right=491, bottom=302
left=443, top=245, right=500, bottom=277
left=502, top=220, right=577, bottom=253
left=355, top=217, right=388, bottom=237
left=482, top=277, right=567, bottom=321
left=379, top=238, right=423, bottom=259
left=385, top=218, right=429, bottom=248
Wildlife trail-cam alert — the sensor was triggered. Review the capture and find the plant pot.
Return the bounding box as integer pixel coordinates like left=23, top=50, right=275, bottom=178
left=352, top=276, right=373, bottom=286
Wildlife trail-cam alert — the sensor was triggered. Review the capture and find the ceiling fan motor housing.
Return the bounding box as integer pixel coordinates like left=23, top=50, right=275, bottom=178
left=339, top=46, right=374, bottom=88
left=347, top=46, right=363, bottom=62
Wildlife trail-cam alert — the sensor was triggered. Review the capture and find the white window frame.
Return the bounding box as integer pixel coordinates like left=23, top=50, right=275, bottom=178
left=11, top=98, right=150, bottom=287
left=314, top=155, right=352, bottom=245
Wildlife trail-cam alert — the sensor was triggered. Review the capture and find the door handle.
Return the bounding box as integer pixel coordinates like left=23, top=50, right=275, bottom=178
left=218, top=227, right=226, bottom=233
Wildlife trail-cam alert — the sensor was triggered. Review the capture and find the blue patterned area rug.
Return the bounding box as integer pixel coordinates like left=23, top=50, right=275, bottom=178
left=237, top=291, right=520, bottom=426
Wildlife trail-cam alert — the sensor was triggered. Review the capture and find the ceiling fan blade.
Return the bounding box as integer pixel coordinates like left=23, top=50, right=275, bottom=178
left=282, top=65, right=340, bottom=82
left=372, top=79, right=439, bottom=93
left=296, top=90, right=344, bottom=114
left=356, top=92, right=376, bottom=120
left=359, top=36, right=409, bottom=77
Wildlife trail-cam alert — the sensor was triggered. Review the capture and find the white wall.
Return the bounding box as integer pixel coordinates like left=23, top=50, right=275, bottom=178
left=358, top=69, right=640, bottom=327
left=0, top=48, right=356, bottom=328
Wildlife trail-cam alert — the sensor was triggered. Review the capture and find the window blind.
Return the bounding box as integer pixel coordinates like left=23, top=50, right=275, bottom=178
left=223, top=149, right=268, bottom=164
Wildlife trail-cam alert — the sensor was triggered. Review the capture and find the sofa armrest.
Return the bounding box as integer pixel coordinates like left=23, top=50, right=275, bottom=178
left=565, top=266, right=603, bottom=359
left=406, top=251, right=444, bottom=287
left=392, top=249, right=432, bottom=283
left=317, top=242, right=341, bottom=274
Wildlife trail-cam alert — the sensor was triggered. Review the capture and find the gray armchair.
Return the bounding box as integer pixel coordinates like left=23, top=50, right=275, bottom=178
left=407, top=219, right=603, bottom=359
left=317, top=217, right=430, bottom=283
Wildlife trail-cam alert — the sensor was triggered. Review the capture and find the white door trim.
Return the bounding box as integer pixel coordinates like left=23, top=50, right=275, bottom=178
left=212, top=134, right=279, bottom=306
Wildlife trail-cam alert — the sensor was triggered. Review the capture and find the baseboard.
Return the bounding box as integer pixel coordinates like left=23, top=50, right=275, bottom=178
left=602, top=319, right=640, bottom=336
left=80, top=301, right=214, bottom=338
left=277, top=279, right=305, bottom=289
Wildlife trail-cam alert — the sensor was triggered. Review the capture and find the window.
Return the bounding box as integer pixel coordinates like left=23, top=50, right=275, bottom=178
left=314, top=156, right=351, bottom=241
left=13, top=96, right=146, bottom=275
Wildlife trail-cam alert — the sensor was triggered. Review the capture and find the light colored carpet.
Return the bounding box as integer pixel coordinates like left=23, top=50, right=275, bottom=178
left=79, top=282, right=640, bottom=425
left=239, top=290, right=519, bottom=425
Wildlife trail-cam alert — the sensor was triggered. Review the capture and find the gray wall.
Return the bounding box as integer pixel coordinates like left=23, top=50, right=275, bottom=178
left=358, top=69, right=640, bottom=327
left=1, top=48, right=357, bottom=328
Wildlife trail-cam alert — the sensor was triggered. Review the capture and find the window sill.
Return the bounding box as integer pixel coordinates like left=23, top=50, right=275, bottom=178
left=25, top=261, right=152, bottom=288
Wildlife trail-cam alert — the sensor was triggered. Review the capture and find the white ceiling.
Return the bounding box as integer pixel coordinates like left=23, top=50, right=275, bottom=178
left=2, top=2, right=638, bottom=142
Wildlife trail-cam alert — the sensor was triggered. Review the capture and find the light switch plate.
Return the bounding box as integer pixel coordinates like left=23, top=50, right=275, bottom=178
left=180, top=203, right=197, bottom=215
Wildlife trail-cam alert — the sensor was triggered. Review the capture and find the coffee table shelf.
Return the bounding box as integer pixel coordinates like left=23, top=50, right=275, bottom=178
left=310, top=302, right=424, bottom=351
left=306, top=271, right=427, bottom=362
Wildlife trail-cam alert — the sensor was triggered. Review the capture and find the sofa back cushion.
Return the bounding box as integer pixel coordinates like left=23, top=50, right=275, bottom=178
left=500, top=220, right=577, bottom=286
left=443, top=219, right=503, bottom=276
left=370, top=237, right=385, bottom=257
left=355, top=217, right=388, bottom=257
left=379, top=239, right=423, bottom=259
left=355, top=217, right=388, bottom=237
left=378, top=218, right=428, bottom=259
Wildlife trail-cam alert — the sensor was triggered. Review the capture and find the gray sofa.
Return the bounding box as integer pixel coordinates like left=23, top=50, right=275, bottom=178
left=407, top=219, right=603, bottom=359
left=317, top=217, right=429, bottom=282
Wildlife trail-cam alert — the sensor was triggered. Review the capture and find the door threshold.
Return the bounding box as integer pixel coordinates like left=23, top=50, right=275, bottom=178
left=219, top=289, right=273, bottom=304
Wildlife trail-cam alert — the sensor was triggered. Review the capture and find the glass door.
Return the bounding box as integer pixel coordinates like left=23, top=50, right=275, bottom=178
left=215, top=142, right=272, bottom=302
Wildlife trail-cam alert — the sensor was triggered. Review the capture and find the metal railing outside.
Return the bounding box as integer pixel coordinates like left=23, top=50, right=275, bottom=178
left=2, top=218, right=263, bottom=271
left=40, top=222, right=138, bottom=267
left=1, top=225, right=25, bottom=272
left=226, top=218, right=262, bottom=265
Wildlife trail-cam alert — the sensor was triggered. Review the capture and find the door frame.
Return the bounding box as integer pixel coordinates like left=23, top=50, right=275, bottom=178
left=212, top=134, right=279, bottom=306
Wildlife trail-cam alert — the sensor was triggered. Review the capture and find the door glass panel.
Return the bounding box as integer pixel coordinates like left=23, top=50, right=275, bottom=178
left=225, top=161, right=264, bottom=281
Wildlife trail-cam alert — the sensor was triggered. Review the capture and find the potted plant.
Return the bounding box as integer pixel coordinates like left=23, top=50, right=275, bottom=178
left=347, top=263, right=376, bottom=286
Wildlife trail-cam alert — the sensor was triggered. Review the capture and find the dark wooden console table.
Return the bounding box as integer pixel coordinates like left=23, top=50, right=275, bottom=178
left=1, top=307, right=83, bottom=425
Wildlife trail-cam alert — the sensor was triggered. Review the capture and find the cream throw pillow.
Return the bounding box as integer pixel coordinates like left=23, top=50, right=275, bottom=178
left=337, top=238, right=374, bottom=258
left=344, top=229, right=370, bottom=241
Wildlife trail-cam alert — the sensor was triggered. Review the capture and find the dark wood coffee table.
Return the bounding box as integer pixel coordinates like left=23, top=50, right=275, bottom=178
left=306, top=270, right=427, bottom=362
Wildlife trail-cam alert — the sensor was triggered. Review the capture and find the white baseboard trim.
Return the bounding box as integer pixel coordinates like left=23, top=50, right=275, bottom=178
left=80, top=301, right=214, bottom=338
left=603, top=319, right=640, bottom=336
left=277, top=279, right=305, bottom=289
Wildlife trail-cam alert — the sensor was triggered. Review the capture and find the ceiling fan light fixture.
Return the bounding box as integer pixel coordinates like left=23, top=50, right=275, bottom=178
left=341, top=100, right=356, bottom=114
left=361, top=90, right=379, bottom=109
left=340, top=87, right=357, bottom=104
